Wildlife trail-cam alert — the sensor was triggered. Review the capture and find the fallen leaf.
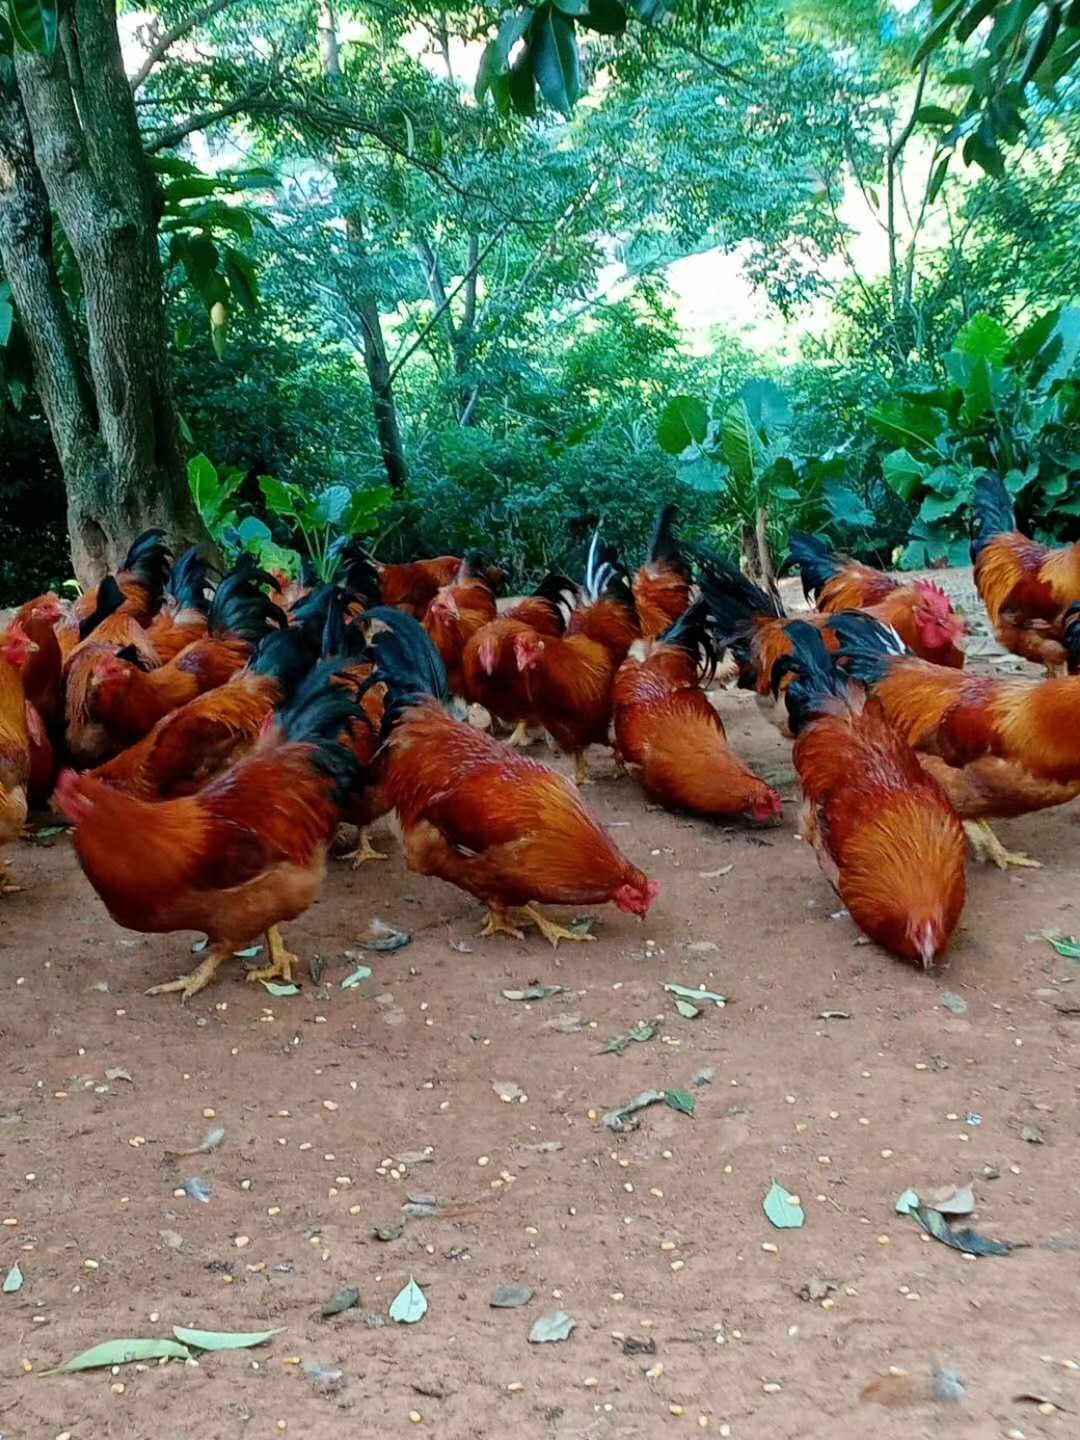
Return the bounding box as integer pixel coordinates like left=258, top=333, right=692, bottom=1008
left=515, top=1140, right=563, bottom=1154
left=698, top=865, right=733, bottom=879
left=262, top=981, right=300, bottom=997
left=674, top=998, right=701, bottom=1018
left=693, top=1067, right=714, bottom=1086
left=818, top=1010, right=850, bottom=1020
left=493, top=1079, right=525, bottom=1103
left=321, top=1287, right=360, bottom=1318
left=341, top=965, right=373, bottom=989
left=104, top=1067, right=133, bottom=1084
left=491, top=1284, right=533, bottom=1309
left=622, top=1335, right=657, bottom=1356
left=3, top=1262, right=23, bottom=1294
left=928, top=1185, right=975, bottom=1217
left=389, top=1276, right=428, bottom=1324
left=448, top=939, right=474, bottom=954
left=1014, top=1392, right=1071, bottom=1412
left=599, top=1021, right=656, bottom=1055
left=1041, top=930, right=1080, bottom=960
left=502, top=984, right=563, bottom=1001
left=909, top=1204, right=1017, bottom=1256
left=172, top=1326, right=285, bottom=1351
left=763, top=1182, right=805, bottom=1230
left=163, top=1126, right=225, bottom=1160
left=894, top=1188, right=920, bottom=1215
left=568, top=916, right=597, bottom=937
left=664, top=983, right=727, bottom=1008
left=374, top=1225, right=404, bottom=1242
left=939, top=991, right=968, bottom=1015
left=159, top=1229, right=183, bottom=1250
left=42, top=1338, right=192, bottom=1374
left=394, top=1151, right=433, bottom=1166
left=356, top=919, right=411, bottom=952
left=528, top=1311, right=575, bottom=1344
left=309, top=954, right=325, bottom=985
left=603, top=1090, right=666, bottom=1133
left=181, top=1177, right=211, bottom=1205
left=543, top=1013, right=585, bottom=1033
left=234, top=944, right=262, bottom=959
left=1021, top=1126, right=1045, bottom=1144
left=664, top=1089, right=695, bottom=1116
left=400, top=1202, right=439, bottom=1218
left=25, top=823, right=71, bottom=846
left=305, top=1361, right=345, bottom=1388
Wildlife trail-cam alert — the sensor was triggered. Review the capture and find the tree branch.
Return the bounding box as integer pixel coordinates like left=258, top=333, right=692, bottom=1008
left=129, top=0, right=240, bottom=92
left=143, top=85, right=269, bottom=153
left=389, top=225, right=506, bottom=381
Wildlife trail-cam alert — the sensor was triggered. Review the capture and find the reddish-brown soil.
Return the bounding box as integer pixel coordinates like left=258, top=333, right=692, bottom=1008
left=2, top=622, right=1079, bottom=1438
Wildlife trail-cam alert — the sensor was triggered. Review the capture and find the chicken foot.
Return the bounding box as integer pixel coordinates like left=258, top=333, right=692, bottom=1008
left=479, top=907, right=526, bottom=940
left=963, top=819, right=1042, bottom=871
left=146, top=946, right=229, bottom=1001
left=573, top=752, right=592, bottom=786
left=505, top=721, right=532, bottom=748
left=0, top=859, right=22, bottom=895
left=340, top=828, right=388, bottom=867
left=516, top=903, right=596, bottom=950
left=245, top=925, right=300, bottom=985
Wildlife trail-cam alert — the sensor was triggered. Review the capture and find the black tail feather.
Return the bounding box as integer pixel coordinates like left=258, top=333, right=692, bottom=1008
left=658, top=596, right=721, bottom=684
left=970, top=472, right=1018, bottom=563
left=787, top=532, right=843, bottom=605
left=166, top=546, right=212, bottom=614
left=355, top=607, right=450, bottom=732
left=771, top=621, right=850, bottom=735
left=826, top=609, right=907, bottom=687
left=273, top=659, right=368, bottom=805
left=328, top=537, right=382, bottom=605
left=208, top=565, right=287, bottom=643
left=120, top=529, right=172, bottom=593
left=647, top=503, right=689, bottom=577
left=583, top=529, right=638, bottom=615
left=248, top=628, right=319, bottom=699
left=1065, top=603, right=1080, bottom=674
left=78, top=575, right=126, bottom=641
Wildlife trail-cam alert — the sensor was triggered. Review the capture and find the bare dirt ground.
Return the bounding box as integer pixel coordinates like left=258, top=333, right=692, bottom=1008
left=2, top=572, right=1080, bottom=1440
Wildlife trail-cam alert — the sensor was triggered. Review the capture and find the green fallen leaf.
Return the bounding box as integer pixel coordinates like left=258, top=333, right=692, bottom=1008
left=763, top=1181, right=805, bottom=1230
left=172, top=1326, right=285, bottom=1351
left=674, top=998, right=701, bottom=1018
left=234, top=945, right=262, bottom=959
left=1041, top=930, right=1080, bottom=960
left=664, top=983, right=728, bottom=1008
left=895, top=1188, right=920, bottom=1215
left=664, top=1089, right=695, bottom=1116
left=389, top=1276, right=427, bottom=1324
left=3, top=1262, right=23, bottom=1293
left=341, top=965, right=373, bottom=989
left=528, top=1310, right=576, bottom=1343
left=26, top=824, right=70, bottom=846
left=41, top=1338, right=192, bottom=1374
left=908, top=1205, right=1016, bottom=1257
left=502, top=984, right=563, bottom=1001
left=261, top=981, right=300, bottom=997
left=374, top=1224, right=404, bottom=1242
left=599, top=1021, right=656, bottom=1055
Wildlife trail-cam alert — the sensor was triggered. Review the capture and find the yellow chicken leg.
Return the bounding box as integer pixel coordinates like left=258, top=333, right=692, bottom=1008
left=245, top=926, right=300, bottom=985
left=573, top=751, right=592, bottom=786
left=505, top=720, right=532, bottom=748
left=146, top=946, right=229, bottom=1001
left=0, top=858, right=22, bottom=895
left=963, top=819, right=1042, bottom=871
left=517, top=904, right=596, bottom=949
left=479, top=907, right=526, bottom=941
left=341, top=828, right=388, bottom=867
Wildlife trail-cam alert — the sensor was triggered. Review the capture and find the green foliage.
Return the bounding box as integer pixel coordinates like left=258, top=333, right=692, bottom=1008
left=878, top=307, right=1080, bottom=567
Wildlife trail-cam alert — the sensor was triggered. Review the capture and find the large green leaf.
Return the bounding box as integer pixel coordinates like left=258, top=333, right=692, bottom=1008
left=342, top=486, right=392, bottom=534
left=531, top=6, right=581, bottom=117
left=954, top=313, right=1010, bottom=366
left=740, top=378, right=792, bottom=437
left=187, top=454, right=220, bottom=517
left=678, top=456, right=727, bottom=492
left=260, top=475, right=299, bottom=518
left=657, top=395, right=708, bottom=454
left=824, top=479, right=874, bottom=529
left=8, top=0, right=57, bottom=54
left=882, top=449, right=928, bottom=501
left=868, top=400, right=944, bottom=461
left=721, top=398, right=766, bottom=490
left=222, top=247, right=259, bottom=313
left=580, top=0, right=627, bottom=33
left=42, top=1338, right=191, bottom=1375
left=309, top=485, right=352, bottom=526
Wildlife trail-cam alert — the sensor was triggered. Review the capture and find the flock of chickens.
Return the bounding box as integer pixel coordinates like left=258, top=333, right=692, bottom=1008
left=0, top=469, right=1078, bottom=998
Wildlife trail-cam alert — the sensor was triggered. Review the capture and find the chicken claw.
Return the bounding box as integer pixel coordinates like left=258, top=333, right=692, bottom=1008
left=245, top=925, right=299, bottom=985
left=479, top=908, right=526, bottom=941
left=517, top=904, right=596, bottom=949
left=504, top=721, right=532, bottom=749
left=963, top=820, right=1042, bottom=871
left=573, top=752, right=592, bottom=786
left=146, top=947, right=228, bottom=1001
left=341, top=828, right=388, bottom=867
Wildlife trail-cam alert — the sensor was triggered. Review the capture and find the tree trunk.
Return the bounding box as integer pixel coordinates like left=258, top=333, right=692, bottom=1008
left=319, top=0, right=409, bottom=490
left=2, top=3, right=207, bottom=583
left=415, top=232, right=478, bottom=424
